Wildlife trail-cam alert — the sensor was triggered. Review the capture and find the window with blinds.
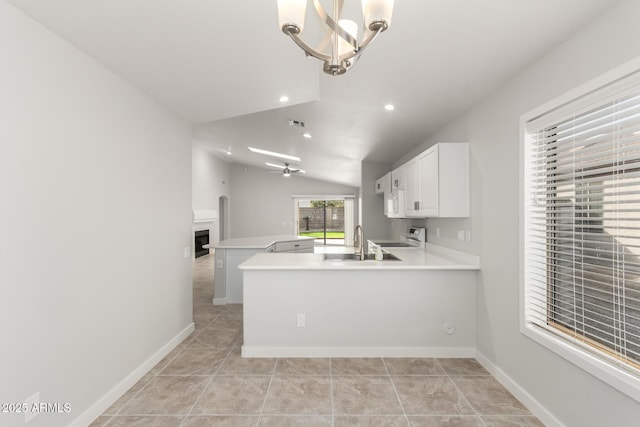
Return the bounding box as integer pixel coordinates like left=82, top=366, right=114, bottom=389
left=523, top=69, right=640, bottom=379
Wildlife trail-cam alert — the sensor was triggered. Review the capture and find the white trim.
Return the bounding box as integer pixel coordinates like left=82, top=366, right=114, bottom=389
left=475, top=350, right=565, bottom=427
left=212, top=297, right=227, bottom=305
left=241, top=345, right=476, bottom=358
left=519, top=56, right=640, bottom=404
left=291, top=194, right=356, bottom=199
left=521, top=56, right=640, bottom=125
left=70, top=323, right=195, bottom=427
left=522, top=324, right=640, bottom=403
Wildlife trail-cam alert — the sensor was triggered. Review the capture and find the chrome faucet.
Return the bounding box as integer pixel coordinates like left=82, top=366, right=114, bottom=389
left=354, top=225, right=364, bottom=260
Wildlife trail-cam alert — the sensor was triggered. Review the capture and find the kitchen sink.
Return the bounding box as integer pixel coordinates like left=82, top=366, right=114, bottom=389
left=323, top=252, right=401, bottom=261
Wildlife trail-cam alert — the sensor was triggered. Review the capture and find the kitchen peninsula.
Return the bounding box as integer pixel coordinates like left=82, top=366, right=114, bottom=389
left=207, top=235, right=314, bottom=305
left=239, top=244, right=480, bottom=358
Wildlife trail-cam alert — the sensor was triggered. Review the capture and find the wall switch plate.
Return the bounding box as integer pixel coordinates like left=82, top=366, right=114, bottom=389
left=457, top=230, right=465, bottom=241
left=24, top=392, right=39, bottom=423
left=296, top=313, right=306, bottom=327
left=436, top=227, right=441, bottom=238
left=183, top=247, right=191, bottom=258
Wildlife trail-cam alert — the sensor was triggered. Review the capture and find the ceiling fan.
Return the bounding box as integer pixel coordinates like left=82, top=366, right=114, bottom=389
left=266, top=162, right=305, bottom=177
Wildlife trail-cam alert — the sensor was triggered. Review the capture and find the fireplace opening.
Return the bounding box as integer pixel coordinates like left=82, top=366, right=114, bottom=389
left=194, top=230, right=210, bottom=258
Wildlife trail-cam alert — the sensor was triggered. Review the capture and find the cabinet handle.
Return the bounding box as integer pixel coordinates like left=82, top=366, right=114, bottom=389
left=294, top=244, right=300, bottom=247
left=414, top=201, right=420, bottom=210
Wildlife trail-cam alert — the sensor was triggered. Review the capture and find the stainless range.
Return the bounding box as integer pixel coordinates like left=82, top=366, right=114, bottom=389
left=369, top=227, right=426, bottom=249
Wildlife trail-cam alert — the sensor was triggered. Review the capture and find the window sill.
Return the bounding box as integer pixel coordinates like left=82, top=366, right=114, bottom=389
left=521, top=323, right=640, bottom=404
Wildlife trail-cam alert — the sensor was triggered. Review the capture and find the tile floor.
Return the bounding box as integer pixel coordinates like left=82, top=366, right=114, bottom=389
left=91, top=252, right=544, bottom=427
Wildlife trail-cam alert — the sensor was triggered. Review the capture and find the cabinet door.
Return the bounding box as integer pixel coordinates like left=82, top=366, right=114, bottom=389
left=404, top=158, right=419, bottom=217
left=417, top=145, right=439, bottom=216
left=375, top=173, right=390, bottom=194
left=391, top=166, right=405, bottom=192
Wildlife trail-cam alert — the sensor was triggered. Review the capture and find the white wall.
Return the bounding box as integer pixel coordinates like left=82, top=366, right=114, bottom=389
left=396, top=1, right=640, bottom=425
left=0, top=3, right=193, bottom=427
left=192, top=142, right=230, bottom=243
left=229, top=163, right=359, bottom=238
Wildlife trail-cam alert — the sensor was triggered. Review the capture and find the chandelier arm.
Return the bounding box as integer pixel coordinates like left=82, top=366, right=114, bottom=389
left=285, top=30, right=332, bottom=62
left=339, top=25, right=384, bottom=61
left=312, top=0, right=358, bottom=50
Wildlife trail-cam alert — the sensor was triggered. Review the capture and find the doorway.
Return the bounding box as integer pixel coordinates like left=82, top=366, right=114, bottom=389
left=294, top=197, right=354, bottom=246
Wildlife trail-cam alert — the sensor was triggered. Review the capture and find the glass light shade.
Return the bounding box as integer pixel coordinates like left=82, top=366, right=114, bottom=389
left=278, top=0, right=307, bottom=32
left=362, top=0, right=394, bottom=29
left=337, top=19, right=358, bottom=55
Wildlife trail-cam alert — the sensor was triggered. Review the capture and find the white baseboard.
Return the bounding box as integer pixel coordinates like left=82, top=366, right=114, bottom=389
left=70, top=322, right=195, bottom=427
left=475, top=350, right=564, bottom=427
left=212, top=297, right=226, bottom=305
left=241, top=345, right=476, bottom=358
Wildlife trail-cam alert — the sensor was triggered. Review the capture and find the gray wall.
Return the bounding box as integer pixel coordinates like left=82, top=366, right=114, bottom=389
left=229, top=163, right=359, bottom=238
left=361, top=161, right=392, bottom=240
left=0, top=2, right=193, bottom=426
left=192, top=142, right=231, bottom=243
left=394, top=1, right=640, bottom=424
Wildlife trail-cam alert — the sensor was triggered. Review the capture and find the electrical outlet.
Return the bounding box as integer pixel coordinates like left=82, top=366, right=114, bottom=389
left=216, top=259, right=223, bottom=268
left=296, top=313, right=306, bottom=327
left=457, top=230, right=465, bottom=241
left=24, top=392, right=39, bottom=423
left=436, top=227, right=441, bottom=238
left=465, top=230, right=471, bottom=243
left=183, top=247, right=191, bottom=258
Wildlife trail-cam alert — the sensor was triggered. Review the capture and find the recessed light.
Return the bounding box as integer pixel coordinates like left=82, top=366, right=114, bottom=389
left=303, top=133, right=312, bottom=139
left=280, top=95, right=289, bottom=102
left=248, top=146, right=301, bottom=162
left=225, top=150, right=232, bottom=155
left=384, top=104, right=395, bottom=111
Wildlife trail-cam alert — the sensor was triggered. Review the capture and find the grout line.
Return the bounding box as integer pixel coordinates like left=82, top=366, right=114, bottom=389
left=329, top=358, right=335, bottom=427
left=439, top=359, right=487, bottom=426
left=177, top=331, right=237, bottom=426
left=382, top=358, right=411, bottom=427
left=256, top=358, right=277, bottom=426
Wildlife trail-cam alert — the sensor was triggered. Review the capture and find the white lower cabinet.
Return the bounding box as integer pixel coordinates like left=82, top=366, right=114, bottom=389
left=214, top=238, right=315, bottom=304
left=275, top=239, right=314, bottom=253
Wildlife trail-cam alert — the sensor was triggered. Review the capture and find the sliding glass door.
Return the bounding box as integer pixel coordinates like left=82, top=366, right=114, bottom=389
left=294, top=197, right=354, bottom=246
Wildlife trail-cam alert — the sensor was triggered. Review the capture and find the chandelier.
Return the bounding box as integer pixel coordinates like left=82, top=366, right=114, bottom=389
left=277, top=0, right=394, bottom=76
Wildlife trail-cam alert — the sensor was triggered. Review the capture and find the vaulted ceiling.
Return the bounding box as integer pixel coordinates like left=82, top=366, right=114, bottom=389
left=8, top=0, right=620, bottom=186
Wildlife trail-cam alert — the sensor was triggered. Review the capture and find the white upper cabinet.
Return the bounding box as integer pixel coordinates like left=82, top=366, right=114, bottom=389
left=416, top=145, right=439, bottom=216
left=375, top=172, right=390, bottom=194
left=404, top=142, right=469, bottom=218
left=403, top=157, right=419, bottom=216
left=391, top=165, right=405, bottom=192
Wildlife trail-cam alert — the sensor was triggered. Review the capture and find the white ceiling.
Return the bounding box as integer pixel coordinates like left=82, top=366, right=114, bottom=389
left=9, top=0, right=620, bottom=187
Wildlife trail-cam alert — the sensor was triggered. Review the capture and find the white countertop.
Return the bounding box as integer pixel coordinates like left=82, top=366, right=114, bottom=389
left=239, top=243, right=480, bottom=271
left=205, top=234, right=315, bottom=250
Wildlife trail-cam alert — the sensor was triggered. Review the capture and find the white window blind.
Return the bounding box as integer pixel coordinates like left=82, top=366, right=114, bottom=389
left=523, top=70, right=640, bottom=376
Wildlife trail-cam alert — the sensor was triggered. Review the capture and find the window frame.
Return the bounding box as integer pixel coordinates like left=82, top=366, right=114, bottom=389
left=519, top=57, right=640, bottom=403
